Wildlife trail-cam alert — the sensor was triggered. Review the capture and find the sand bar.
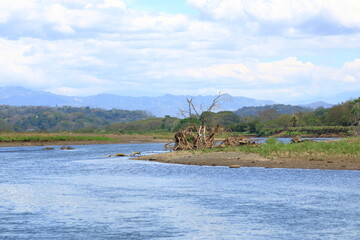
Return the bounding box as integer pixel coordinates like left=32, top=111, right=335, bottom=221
left=135, top=151, right=360, bottom=171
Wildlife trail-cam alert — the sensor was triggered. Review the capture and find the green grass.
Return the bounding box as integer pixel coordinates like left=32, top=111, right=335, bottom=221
left=259, top=126, right=353, bottom=137
left=195, top=137, right=360, bottom=159
left=0, top=133, right=117, bottom=142
left=115, top=131, right=174, bottom=140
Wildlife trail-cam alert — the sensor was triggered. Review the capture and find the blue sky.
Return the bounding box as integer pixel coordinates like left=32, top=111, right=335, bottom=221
left=125, top=0, right=197, bottom=15
left=0, top=0, right=359, bottom=104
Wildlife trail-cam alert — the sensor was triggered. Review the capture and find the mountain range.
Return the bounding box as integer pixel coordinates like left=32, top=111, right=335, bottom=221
left=0, top=86, right=333, bottom=117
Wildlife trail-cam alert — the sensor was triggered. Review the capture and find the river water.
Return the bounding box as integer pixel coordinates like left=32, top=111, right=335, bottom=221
left=1, top=143, right=359, bottom=239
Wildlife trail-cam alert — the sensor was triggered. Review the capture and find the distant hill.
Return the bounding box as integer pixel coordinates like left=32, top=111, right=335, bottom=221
left=0, top=86, right=74, bottom=106
left=0, top=86, right=276, bottom=117
left=234, top=104, right=312, bottom=117
left=0, top=105, right=151, bottom=132
left=302, top=101, right=334, bottom=109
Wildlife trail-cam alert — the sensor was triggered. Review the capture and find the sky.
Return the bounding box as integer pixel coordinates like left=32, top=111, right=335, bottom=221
left=0, top=0, right=359, bottom=104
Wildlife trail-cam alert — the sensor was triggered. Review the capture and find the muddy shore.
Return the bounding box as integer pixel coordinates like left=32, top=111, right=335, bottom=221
left=135, top=151, right=360, bottom=171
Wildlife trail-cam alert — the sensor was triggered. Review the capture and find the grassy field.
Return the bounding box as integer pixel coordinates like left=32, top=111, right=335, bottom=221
left=0, top=132, right=118, bottom=143
left=126, top=131, right=175, bottom=140
left=198, top=137, right=360, bottom=160
left=0, top=131, right=176, bottom=145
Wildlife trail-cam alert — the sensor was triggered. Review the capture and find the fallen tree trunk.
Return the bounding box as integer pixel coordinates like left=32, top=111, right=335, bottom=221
left=218, top=136, right=257, bottom=147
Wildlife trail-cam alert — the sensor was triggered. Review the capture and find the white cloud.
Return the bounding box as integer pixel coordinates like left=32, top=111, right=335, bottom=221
left=325, top=0, right=360, bottom=28
left=150, top=57, right=360, bottom=102
left=188, top=0, right=246, bottom=20
left=341, top=59, right=360, bottom=83
left=127, top=13, right=189, bottom=32
left=343, top=59, right=360, bottom=73
left=170, top=57, right=315, bottom=85
left=53, top=25, right=76, bottom=34
left=0, top=38, right=48, bottom=86
left=0, top=0, right=359, bottom=103
left=45, top=3, right=104, bottom=29
left=99, top=0, right=126, bottom=9
left=188, top=0, right=360, bottom=34
left=0, top=0, right=37, bottom=23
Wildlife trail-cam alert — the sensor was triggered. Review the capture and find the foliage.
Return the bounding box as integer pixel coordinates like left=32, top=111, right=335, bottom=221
left=107, top=117, right=178, bottom=133
left=234, top=138, right=360, bottom=158
left=1, top=97, right=359, bottom=137
left=0, top=133, right=116, bottom=142
left=0, top=105, right=151, bottom=132
left=172, top=117, right=202, bottom=132
left=0, top=119, right=13, bottom=132
left=234, top=104, right=311, bottom=117
left=200, top=111, right=240, bottom=129
left=194, top=138, right=360, bottom=161
left=231, top=98, right=359, bottom=136
left=257, top=126, right=352, bottom=137
left=290, top=115, right=298, bottom=127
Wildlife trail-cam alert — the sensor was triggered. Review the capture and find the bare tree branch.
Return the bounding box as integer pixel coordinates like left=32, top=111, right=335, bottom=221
left=178, top=92, right=230, bottom=119
left=188, top=98, right=200, bottom=118
left=167, top=92, right=255, bottom=151
left=178, top=108, right=189, bottom=118
left=206, top=92, right=228, bottom=112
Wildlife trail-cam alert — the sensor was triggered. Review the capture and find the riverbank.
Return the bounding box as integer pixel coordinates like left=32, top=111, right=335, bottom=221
left=135, top=151, right=360, bottom=170
left=136, top=138, right=360, bottom=170
left=0, top=133, right=170, bottom=147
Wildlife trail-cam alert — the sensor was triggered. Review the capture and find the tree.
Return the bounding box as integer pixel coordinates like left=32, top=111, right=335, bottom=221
left=325, top=102, right=352, bottom=126
left=258, top=108, right=279, bottom=121
left=0, top=119, right=13, bottom=132
left=179, top=92, right=230, bottom=119
left=350, top=97, right=360, bottom=135
left=172, top=117, right=201, bottom=132
left=290, top=115, right=298, bottom=127
left=215, top=111, right=240, bottom=128
left=161, top=115, right=177, bottom=131
left=168, top=93, right=229, bottom=150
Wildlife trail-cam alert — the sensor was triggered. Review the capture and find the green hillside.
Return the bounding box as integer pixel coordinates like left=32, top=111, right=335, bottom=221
left=234, top=104, right=312, bottom=117
left=0, top=105, right=152, bottom=132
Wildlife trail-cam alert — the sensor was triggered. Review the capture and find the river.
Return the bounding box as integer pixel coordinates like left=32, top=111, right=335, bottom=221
left=1, top=143, right=359, bottom=239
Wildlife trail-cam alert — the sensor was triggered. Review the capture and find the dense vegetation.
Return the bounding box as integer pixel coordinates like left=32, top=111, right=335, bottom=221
left=0, top=98, right=359, bottom=137
left=106, top=115, right=179, bottom=134
left=197, top=137, right=360, bottom=160
left=0, top=105, right=151, bottom=132
left=106, top=98, right=359, bottom=137
left=0, top=133, right=116, bottom=143
left=234, top=104, right=311, bottom=117
left=238, top=99, right=360, bottom=136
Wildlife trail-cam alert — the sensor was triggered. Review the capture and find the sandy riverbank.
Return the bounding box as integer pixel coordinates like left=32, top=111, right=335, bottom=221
left=135, top=151, right=360, bottom=171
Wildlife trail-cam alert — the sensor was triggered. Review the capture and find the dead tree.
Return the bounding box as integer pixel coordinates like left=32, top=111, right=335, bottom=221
left=166, top=124, right=222, bottom=151
left=167, top=92, right=229, bottom=151
left=179, top=92, right=229, bottom=119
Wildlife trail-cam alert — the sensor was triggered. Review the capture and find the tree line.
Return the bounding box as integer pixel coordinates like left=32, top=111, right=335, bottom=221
left=106, top=98, right=360, bottom=136
left=0, top=105, right=151, bottom=132
left=0, top=97, right=359, bottom=136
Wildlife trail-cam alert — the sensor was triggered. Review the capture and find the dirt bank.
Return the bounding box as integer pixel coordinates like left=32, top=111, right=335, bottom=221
left=135, top=151, right=360, bottom=170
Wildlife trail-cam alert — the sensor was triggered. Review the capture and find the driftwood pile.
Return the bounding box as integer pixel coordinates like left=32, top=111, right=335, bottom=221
left=166, top=125, right=221, bottom=151
left=219, top=136, right=256, bottom=147
left=291, top=137, right=315, bottom=143
left=165, top=124, right=256, bottom=151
